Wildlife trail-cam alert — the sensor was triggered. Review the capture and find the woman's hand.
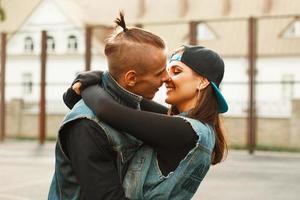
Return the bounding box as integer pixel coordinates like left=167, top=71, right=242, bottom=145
left=72, top=82, right=82, bottom=95
left=72, top=70, right=103, bottom=92
left=63, top=70, right=103, bottom=109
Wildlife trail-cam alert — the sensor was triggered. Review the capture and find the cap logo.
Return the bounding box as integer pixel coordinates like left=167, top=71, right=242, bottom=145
left=169, top=54, right=182, bottom=63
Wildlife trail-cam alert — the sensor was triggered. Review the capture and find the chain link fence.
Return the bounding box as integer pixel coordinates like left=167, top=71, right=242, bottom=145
left=1, top=16, right=300, bottom=151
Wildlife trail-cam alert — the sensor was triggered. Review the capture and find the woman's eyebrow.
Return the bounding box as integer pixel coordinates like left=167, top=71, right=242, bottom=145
left=170, top=65, right=183, bottom=70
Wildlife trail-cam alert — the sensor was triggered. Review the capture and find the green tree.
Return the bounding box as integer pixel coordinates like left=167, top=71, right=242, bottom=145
left=0, top=0, right=5, bottom=22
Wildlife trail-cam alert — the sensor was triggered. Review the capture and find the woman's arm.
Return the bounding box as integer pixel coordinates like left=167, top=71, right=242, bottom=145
left=63, top=70, right=102, bottom=109
left=81, top=85, right=197, bottom=150
left=63, top=87, right=82, bottom=109
left=140, top=98, right=168, bottom=114
left=71, top=70, right=102, bottom=88
left=63, top=70, right=168, bottom=114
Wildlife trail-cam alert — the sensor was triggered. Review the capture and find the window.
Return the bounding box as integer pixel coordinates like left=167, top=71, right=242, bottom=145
left=67, top=35, right=78, bottom=51
left=24, top=36, right=34, bottom=52
left=282, top=74, right=294, bottom=99
left=47, top=36, right=55, bottom=51
left=22, top=73, right=33, bottom=95
left=197, top=23, right=217, bottom=41
left=282, top=20, right=300, bottom=38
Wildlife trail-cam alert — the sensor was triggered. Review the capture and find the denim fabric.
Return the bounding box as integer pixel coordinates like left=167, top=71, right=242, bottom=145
left=123, top=114, right=215, bottom=200
left=48, top=71, right=143, bottom=200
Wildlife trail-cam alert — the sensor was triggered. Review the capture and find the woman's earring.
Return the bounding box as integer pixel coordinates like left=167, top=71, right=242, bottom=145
left=196, top=88, right=201, bottom=100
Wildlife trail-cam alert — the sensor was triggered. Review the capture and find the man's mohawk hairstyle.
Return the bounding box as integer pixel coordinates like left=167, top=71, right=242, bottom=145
left=114, top=11, right=128, bottom=32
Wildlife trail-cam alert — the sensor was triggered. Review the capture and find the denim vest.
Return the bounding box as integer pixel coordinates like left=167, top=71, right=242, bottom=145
left=48, top=71, right=143, bottom=200
left=123, top=114, right=215, bottom=200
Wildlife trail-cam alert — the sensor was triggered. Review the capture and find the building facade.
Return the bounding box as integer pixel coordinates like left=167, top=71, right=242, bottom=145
left=1, top=0, right=300, bottom=147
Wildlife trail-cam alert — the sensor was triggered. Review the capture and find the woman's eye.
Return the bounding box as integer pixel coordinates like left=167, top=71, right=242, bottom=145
left=173, top=70, right=181, bottom=75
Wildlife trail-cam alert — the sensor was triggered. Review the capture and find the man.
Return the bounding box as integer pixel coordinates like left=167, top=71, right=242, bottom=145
left=48, top=13, right=169, bottom=200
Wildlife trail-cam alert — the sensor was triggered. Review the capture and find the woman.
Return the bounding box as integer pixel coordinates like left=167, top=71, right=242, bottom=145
left=66, top=45, right=228, bottom=199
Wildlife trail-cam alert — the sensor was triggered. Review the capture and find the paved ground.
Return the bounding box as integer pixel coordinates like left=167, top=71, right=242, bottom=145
left=0, top=140, right=299, bottom=200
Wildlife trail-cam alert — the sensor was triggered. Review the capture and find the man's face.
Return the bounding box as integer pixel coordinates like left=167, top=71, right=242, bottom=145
left=131, top=48, right=169, bottom=99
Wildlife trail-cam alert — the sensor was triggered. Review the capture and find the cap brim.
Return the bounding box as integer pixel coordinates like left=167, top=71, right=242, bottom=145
left=211, top=82, right=228, bottom=113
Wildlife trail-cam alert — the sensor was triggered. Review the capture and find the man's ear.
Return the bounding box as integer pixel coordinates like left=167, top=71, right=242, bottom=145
left=124, top=70, right=137, bottom=87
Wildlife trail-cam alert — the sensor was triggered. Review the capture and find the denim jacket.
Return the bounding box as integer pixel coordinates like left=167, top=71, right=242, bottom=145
left=123, top=114, right=215, bottom=200
left=48, top=71, right=143, bottom=200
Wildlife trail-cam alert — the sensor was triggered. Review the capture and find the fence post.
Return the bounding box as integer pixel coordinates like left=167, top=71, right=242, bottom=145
left=0, top=32, right=6, bottom=142
left=85, top=26, right=92, bottom=71
left=247, top=17, right=257, bottom=154
left=290, top=99, right=300, bottom=147
left=189, top=21, right=197, bottom=45
left=39, top=30, right=47, bottom=145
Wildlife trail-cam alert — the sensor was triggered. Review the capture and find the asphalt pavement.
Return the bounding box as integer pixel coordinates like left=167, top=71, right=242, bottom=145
left=0, top=140, right=299, bottom=200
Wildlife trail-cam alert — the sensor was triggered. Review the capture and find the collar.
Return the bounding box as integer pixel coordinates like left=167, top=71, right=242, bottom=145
left=178, top=111, right=189, bottom=117
left=101, top=71, right=142, bottom=109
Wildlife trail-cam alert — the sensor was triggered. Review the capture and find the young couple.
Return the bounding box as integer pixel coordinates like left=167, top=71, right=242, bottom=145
left=48, top=12, right=228, bottom=200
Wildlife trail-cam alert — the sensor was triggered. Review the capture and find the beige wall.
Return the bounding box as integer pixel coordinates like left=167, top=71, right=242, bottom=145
left=223, top=116, right=292, bottom=147
left=6, top=99, right=63, bottom=138
left=290, top=99, right=300, bottom=147
left=2, top=0, right=300, bottom=56
left=0, top=0, right=41, bottom=32
left=257, top=18, right=300, bottom=56
left=141, top=0, right=300, bottom=22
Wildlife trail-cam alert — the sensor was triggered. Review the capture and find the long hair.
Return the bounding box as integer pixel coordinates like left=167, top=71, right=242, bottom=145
left=169, top=85, right=228, bottom=165
left=190, top=85, right=228, bottom=165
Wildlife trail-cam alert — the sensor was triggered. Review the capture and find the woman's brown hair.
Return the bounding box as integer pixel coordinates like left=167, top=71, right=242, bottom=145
left=189, top=85, right=228, bottom=165
left=169, top=85, right=227, bottom=165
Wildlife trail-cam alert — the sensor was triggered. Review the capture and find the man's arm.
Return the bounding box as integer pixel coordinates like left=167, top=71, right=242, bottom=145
left=61, top=119, right=127, bottom=200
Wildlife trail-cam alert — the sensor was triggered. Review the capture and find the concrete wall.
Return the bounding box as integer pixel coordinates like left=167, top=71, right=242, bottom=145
left=223, top=116, right=292, bottom=147
left=5, top=99, right=300, bottom=149
left=223, top=98, right=300, bottom=148
left=6, top=99, right=64, bottom=138
left=290, top=99, right=300, bottom=147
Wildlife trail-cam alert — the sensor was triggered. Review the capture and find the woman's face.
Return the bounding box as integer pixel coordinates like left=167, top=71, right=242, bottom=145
left=165, top=60, right=208, bottom=112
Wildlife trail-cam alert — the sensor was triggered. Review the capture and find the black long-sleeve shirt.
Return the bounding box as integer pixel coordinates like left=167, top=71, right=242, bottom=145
left=64, top=86, right=198, bottom=176
left=60, top=118, right=127, bottom=200
left=61, top=87, right=129, bottom=199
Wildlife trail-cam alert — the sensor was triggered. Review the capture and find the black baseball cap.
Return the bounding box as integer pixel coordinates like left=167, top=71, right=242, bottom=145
left=170, top=45, right=228, bottom=113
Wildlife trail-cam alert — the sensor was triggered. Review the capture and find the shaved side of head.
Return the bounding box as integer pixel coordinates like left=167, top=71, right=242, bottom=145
left=104, top=12, right=166, bottom=81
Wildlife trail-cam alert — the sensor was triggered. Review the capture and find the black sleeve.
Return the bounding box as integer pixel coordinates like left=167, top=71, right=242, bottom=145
left=63, top=87, right=81, bottom=109
left=81, top=85, right=197, bottom=151
left=63, top=70, right=103, bottom=109
left=140, top=98, right=168, bottom=114
left=62, top=87, right=169, bottom=113
left=61, top=119, right=127, bottom=200
left=72, top=70, right=103, bottom=90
